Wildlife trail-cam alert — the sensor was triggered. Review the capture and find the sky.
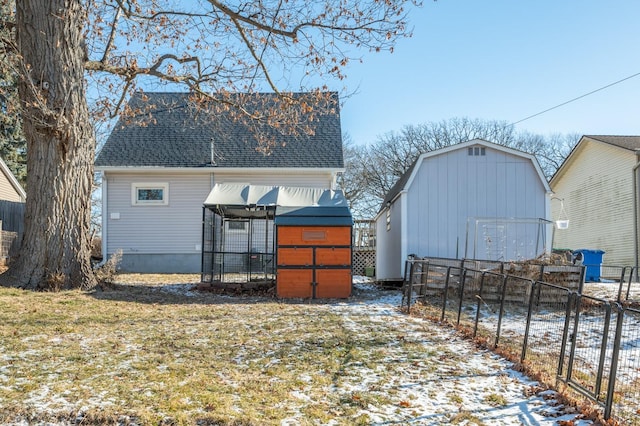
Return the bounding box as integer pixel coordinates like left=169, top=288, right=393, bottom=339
left=336, top=0, right=640, bottom=146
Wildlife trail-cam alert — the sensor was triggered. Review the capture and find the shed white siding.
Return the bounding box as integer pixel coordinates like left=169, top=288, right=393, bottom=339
left=551, top=140, right=635, bottom=266
left=406, top=146, right=547, bottom=261
left=375, top=194, right=404, bottom=281
left=376, top=140, right=550, bottom=281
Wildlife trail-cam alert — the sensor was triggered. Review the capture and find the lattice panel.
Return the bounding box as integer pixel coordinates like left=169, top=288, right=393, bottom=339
left=353, top=250, right=376, bottom=276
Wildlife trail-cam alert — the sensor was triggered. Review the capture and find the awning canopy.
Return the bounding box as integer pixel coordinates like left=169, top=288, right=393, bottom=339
left=203, top=183, right=351, bottom=220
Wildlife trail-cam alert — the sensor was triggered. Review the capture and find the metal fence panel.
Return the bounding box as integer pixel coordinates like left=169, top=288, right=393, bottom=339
left=522, top=282, right=573, bottom=377
left=472, top=271, right=505, bottom=346
left=609, top=307, right=640, bottom=425
left=401, top=256, right=640, bottom=423
left=565, top=295, right=613, bottom=402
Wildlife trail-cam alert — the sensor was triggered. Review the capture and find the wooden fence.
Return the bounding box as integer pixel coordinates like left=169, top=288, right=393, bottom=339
left=0, top=200, right=25, bottom=263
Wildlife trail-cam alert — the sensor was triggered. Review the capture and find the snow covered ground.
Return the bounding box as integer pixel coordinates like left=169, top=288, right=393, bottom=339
left=280, top=277, right=594, bottom=425
left=0, top=276, right=598, bottom=425
left=155, top=276, right=596, bottom=425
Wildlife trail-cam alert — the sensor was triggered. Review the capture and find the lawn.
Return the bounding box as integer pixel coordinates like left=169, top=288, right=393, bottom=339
left=0, top=275, right=588, bottom=425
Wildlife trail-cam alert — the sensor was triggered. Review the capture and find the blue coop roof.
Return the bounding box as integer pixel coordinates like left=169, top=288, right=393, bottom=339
left=274, top=206, right=353, bottom=226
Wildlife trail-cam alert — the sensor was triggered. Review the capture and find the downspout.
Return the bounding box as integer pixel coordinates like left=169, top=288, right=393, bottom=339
left=633, top=151, right=640, bottom=281
left=95, top=172, right=108, bottom=268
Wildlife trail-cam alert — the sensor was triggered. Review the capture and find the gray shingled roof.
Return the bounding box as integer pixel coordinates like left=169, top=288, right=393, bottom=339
left=584, top=135, right=640, bottom=151
left=95, top=92, right=344, bottom=169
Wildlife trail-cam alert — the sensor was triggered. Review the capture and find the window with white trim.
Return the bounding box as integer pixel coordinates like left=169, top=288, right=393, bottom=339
left=131, top=183, right=169, bottom=206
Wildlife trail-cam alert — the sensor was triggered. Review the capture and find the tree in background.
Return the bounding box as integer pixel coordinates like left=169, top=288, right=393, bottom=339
left=0, top=0, right=419, bottom=290
left=341, top=117, right=578, bottom=219
left=0, top=0, right=25, bottom=187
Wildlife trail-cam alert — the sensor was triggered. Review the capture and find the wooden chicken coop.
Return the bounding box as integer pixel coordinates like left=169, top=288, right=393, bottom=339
left=201, top=184, right=353, bottom=298
left=275, top=206, right=353, bottom=299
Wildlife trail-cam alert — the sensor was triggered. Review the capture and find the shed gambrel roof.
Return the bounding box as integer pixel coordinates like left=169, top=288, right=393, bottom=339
left=95, top=92, right=344, bottom=169
left=378, top=139, right=551, bottom=214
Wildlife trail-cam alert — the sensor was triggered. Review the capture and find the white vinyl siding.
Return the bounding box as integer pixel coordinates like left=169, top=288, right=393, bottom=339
left=105, top=173, right=211, bottom=255
left=104, top=169, right=338, bottom=259
left=551, top=140, right=635, bottom=266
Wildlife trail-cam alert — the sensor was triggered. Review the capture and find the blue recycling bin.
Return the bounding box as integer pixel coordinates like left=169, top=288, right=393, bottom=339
left=573, top=249, right=605, bottom=282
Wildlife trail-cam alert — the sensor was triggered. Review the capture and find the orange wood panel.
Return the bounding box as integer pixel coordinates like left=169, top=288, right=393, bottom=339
left=278, top=226, right=351, bottom=246
left=316, top=248, right=351, bottom=266
left=277, top=248, right=313, bottom=266
left=277, top=269, right=313, bottom=298
left=316, top=269, right=352, bottom=299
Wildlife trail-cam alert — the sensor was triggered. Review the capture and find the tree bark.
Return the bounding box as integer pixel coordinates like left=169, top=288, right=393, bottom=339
left=0, top=0, right=96, bottom=290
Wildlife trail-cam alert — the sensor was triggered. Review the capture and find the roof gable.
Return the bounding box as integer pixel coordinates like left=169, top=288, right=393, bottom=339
left=550, top=135, right=640, bottom=185
left=583, top=135, right=640, bottom=151
left=95, top=92, right=344, bottom=170
left=0, top=157, right=26, bottom=201
left=380, top=139, right=551, bottom=211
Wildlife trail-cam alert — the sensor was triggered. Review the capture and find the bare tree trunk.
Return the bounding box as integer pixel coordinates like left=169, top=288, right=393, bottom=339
left=0, top=0, right=96, bottom=290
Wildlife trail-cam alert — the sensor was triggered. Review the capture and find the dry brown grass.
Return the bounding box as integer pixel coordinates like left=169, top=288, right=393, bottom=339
left=0, top=275, right=407, bottom=425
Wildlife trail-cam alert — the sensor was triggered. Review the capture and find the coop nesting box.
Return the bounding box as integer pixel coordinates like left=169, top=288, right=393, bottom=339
left=275, top=206, right=353, bottom=299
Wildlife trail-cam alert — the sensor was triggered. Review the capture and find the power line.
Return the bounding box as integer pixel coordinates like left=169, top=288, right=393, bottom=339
left=510, top=71, right=640, bottom=127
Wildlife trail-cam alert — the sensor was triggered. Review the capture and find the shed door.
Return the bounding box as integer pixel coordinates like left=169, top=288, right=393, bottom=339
left=276, top=226, right=352, bottom=299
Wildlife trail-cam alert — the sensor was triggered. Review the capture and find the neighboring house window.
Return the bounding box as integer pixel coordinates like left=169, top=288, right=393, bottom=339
left=386, top=208, right=391, bottom=231
left=131, top=183, right=169, bottom=206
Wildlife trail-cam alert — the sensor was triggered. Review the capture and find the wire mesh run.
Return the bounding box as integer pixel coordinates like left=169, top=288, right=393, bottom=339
left=201, top=208, right=275, bottom=285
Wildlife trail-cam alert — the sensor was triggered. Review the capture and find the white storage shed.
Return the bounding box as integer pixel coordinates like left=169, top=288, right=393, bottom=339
left=375, top=139, right=553, bottom=282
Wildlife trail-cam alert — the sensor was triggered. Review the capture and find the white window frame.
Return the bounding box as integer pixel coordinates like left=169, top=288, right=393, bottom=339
left=131, top=182, right=169, bottom=206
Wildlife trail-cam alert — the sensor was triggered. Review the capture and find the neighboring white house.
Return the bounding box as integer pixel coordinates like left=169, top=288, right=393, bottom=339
left=0, top=157, right=26, bottom=263
left=550, top=135, right=640, bottom=267
left=375, top=139, right=552, bottom=282
left=0, top=157, right=25, bottom=203
left=95, top=92, right=344, bottom=273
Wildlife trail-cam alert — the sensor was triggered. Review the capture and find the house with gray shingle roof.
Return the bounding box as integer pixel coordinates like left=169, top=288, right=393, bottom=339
left=95, top=91, right=344, bottom=273
left=550, top=135, right=640, bottom=268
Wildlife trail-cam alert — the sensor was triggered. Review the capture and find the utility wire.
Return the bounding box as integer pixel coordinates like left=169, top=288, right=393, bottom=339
left=510, top=71, right=640, bottom=126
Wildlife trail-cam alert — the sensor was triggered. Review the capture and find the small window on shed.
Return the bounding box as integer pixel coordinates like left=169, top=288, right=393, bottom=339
left=468, top=146, right=486, bottom=156
left=386, top=208, right=391, bottom=231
